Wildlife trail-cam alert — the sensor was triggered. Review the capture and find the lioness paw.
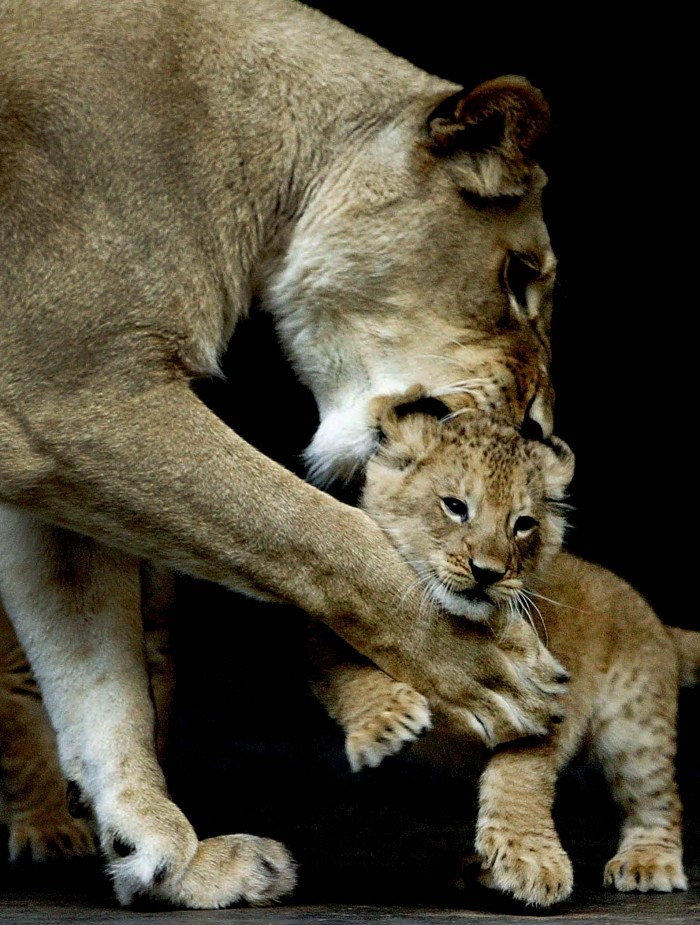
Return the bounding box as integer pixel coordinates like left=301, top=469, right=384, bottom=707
left=8, top=812, right=96, bottom=862
left=153, top=835, right=297, bottom=909
left=484, top=626, right=568, bottom=743
left=100, top=789, right=296, bottom=909
left=345, top=683, right=431, bottom=772
left=604, top=847, right=687, bottom=893
left=475, top=827, right=573, bottom=907
left=109, top=827, right=296, bottom=909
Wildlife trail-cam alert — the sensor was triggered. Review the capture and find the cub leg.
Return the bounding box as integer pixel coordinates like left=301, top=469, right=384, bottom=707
left=0, top=506, right=296, bottom=908
left=0, top=597, right=95, bottom=861
left=308, top=622, right=431, bottom=772
left=474, top=741, right=573, bottom=907
left=592, top=654, right=687, bottom=893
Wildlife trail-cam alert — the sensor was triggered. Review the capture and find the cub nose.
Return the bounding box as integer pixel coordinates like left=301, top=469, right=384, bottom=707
left=470, top=561, right=506, bottom=586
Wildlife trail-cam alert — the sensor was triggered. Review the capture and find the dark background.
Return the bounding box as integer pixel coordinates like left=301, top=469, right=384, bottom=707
left=165, top=5, right=697, bottom=909
left=0, top=5, right=694, bottom=915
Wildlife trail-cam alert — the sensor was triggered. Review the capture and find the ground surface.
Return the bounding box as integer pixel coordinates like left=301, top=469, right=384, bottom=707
left=1, top=614, right=698, bottom=924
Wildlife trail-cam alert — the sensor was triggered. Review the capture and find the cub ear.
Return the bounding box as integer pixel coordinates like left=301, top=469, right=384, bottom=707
left=540, top=435, right=575, bottom=500
left=427, top=75, right=550, bottom=198
left=394, top=396, right=452, bottom=422
left=372, top=391, right=449, bottom=470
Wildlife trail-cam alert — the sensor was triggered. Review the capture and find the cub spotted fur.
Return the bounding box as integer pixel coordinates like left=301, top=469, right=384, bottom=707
left=310, top=396, right=696, bottom=907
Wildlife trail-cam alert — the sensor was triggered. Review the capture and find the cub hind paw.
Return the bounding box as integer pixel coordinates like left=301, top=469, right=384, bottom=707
left=345, top=683, right=431, bottom=772
left=604, top=847, right=687, bottom=893
left=8, top=812, right=96, bottom=862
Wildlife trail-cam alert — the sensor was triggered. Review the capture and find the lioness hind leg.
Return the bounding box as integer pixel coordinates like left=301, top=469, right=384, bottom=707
left=140, top=562, right=178, bottom=767
left=474, top=742, right=573, bottom=907
left=593, top=659, right=687, bottom=893
left=0, top=506, right=296, bottom=907
left=0, top=598, right=95, bottom=861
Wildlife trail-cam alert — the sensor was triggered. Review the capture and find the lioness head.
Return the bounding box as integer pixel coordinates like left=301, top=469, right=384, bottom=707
left=265, top=75, right=556, bottom=485
left=361, top=392, right=574, bottom=622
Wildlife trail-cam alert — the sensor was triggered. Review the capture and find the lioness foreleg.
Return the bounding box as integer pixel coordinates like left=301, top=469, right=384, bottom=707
left=2, top=382, right=567, bottom=746
left=0, top=506, right=295, bottom=907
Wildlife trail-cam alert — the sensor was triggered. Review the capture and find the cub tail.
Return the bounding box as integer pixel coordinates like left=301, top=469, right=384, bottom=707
left=667, top=627, right=700, bottom=687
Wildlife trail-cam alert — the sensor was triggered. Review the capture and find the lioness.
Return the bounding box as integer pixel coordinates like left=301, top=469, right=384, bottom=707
left=311, top=397, right=693, bottom=906
left=0, top=0, right=564, bottom=908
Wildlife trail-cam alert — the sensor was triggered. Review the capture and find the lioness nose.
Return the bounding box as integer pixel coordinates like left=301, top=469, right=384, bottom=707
left=522, top=391, right=553, bottom=440
left=470, top=561, right=506, bottom=586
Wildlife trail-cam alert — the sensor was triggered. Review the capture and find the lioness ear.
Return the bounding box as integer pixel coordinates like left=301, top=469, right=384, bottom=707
left=540, top=436, right=575, bottom=500
left=427, top=75, right=550, bottom=198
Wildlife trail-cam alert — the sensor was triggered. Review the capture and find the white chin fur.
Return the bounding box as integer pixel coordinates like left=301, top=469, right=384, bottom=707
left=303, top=404, right=377, bottom=487
left=432, top=585, right=495, bottom=621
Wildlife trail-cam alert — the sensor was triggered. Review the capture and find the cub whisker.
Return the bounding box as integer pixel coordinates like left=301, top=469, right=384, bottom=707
left=514, top=588, right=543, bottom=646
left=521, top=589, right=549, bottom=648
left=398, top=570, right=434, bottom=612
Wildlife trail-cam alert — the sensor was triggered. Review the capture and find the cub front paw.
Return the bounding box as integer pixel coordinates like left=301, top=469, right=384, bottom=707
left=604, top=846, right=688, bottom=893
left=345, top=683, right=431, bottom=772
left=475, top=827, right=573, bottom=907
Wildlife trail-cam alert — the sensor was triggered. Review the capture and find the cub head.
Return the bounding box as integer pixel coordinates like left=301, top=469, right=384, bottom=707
left=362, top=391, right=574, bottom=621
left=265, top=73, right=556, bottom=485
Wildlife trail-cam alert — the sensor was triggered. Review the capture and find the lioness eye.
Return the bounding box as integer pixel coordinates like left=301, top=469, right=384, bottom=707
left=441, top=497, right=469, bottom=522
left=503, top=251, right=541, bottom=318
left=514, top=515, right=538, bottom=535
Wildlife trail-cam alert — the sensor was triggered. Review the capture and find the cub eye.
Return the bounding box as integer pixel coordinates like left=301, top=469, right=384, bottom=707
left=441, top=497, right=469, bottom=522
left=514, top=515, right=538, bottom=535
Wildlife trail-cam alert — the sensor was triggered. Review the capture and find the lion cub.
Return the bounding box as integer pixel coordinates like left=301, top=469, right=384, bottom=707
left=310, top=396, right=696, bottom=907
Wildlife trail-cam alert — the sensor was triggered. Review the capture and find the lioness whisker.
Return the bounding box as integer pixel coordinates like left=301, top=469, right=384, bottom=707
left=527, top=589, right=591, bottom=614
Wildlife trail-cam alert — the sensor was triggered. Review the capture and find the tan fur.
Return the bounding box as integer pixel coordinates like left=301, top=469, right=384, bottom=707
left=312, top=404, right=692, bottom=906
left=0, top=0, right=566, bottom=906
left=0, top=600, right=95, bottom=862
left=0, top=564, right=177, bottom=865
